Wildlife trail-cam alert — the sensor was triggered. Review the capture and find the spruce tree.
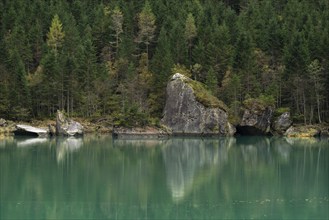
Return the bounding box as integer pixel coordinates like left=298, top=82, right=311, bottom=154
left=184, top=13, right=197, bottom=69
left=205, top=67, right=218, bottom=95
left=136, top=0, right=156, bottom=69
left=47, top=14, right=65, bottom=55
left=111, top=6, right=124, bottom=57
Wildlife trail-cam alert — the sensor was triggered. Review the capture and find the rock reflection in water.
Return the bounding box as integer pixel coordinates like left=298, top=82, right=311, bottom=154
left=112, top=138, right=166, bottom=148
left=271, top=137, right=292, bottom=162
left=236, top=136, right=296, bottom=166
left=16, top=138, right=48, bottom=148
left=162, top=137, right=235, bottom=202
left=237, top=137, right=272, bottom=166
left=236, top=136, right=328, bottom=166
left=56, top=137, right=83, bottom=162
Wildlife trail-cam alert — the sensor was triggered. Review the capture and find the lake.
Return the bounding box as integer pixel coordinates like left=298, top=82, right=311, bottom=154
left=0, top=135, right=328, bottom=219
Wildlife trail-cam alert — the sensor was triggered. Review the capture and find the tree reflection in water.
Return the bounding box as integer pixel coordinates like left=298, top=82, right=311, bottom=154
left=0, top=135, right=327, bottom=219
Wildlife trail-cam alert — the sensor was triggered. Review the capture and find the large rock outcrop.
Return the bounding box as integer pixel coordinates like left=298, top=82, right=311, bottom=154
left=237, top=99, right=273, bottom=135
left=161, top=73, right=235, bottom=136
left=56, top=110, right=83, bottom=136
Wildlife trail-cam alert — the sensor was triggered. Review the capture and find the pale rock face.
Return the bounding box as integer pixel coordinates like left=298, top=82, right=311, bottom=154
left=272, top=112, right=292, bottom=135
left=161, top=74, right=234, bottom=136
left=56, top=110, right=83, bottom=136
left=15, top=124, right=48, bottom=137
left=0, top=118, right=7, bottom=127
left=171, top=73, right=186, bottom=80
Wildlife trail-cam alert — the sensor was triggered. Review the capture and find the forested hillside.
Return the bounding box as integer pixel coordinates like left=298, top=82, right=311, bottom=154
left=0, top=0, right=328, bottom=126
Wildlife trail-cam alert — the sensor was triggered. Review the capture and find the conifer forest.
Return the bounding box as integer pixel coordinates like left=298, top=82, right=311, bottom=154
left=0, top=0, right=329, bottom=126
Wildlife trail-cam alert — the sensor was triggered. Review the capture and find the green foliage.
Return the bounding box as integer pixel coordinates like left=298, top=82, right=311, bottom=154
left=136, top=1, right=156, bottom=53
left=47, top=14, right=65, bottom=54
left=0, top=0, right=329, bottom=123
left=113, top=105, right=148, bottom=128
left=243, top=95, right=275, bottom=111
left=258, top=94, right=276, bottom=107
left=205, top=67, right=217, bottom=94
left=184, top=13, right=197, bottom=41
left=228, top=100, right=242, bottom=126
left=292, top=114, right=305, bottom=124
left=171, top=64, right=191, bottom=78
left=275, top=107, right=290, bottom=116
left=185, top=13, right=197, bottom=67
left=110, top=6, right=124, bottom=54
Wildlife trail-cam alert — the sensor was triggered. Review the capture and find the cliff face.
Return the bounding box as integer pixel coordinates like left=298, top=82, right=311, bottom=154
left=161, top=73, right=235, bottom=136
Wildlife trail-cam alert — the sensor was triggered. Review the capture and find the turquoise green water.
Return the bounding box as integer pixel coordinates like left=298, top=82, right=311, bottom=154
left=0, top=136, right=328, bottom=220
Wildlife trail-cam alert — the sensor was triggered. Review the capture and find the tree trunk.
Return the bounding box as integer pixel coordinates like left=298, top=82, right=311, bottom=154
left=67, top=89, right=70, bottom=116
left=146, top=37, right=149, bottom=71
left=116, top=34, right=119, bottom=56
left=61, top=71, right=64, bottom=111
left=316, top=91, right=322, bottom=123
left=302, top=88, right=307, bottom=125
left=309, top=105, right=313, bottom=125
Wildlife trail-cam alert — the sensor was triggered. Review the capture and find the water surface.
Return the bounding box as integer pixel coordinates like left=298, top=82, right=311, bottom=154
left=0, top=135, right=328, bottom=219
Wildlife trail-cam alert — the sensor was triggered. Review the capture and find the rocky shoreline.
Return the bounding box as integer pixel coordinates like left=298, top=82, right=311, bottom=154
left=1, top=73, right=328, bottom=139
left=1, top=115, right=328, bottom=138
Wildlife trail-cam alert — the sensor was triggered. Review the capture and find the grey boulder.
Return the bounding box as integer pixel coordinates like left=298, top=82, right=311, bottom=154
left=161, top=73, right=234, bottom=136
left=271, top=112, right=292, bottom=135
left=56, top=110, right=83, bottom=136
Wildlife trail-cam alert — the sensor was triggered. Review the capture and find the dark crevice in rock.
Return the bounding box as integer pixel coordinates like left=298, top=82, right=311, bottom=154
left=13, top=130, right=40, bottom=137
left=236, top=126, right=271, bottom=136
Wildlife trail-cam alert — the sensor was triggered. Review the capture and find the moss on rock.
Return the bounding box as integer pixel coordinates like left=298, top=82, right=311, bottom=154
left=285, top=126, right=320, bottom=137
left=182, top=77, right=228, bottom=112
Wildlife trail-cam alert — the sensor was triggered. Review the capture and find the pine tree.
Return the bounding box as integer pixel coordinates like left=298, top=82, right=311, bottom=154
left=7, top=50, right=31, bottom=119
left=0, top=0, right=328, bottom=123
left=47, top=14, right=65, bottom=55
left=136, top=0, right=156, bottom=69
left=307, top=59, right=324, bottom=123
left=111, top=6, right=124, bottom=56
left=137, top=53, right=152, bottom=111
left=170, top=20, right=187, bottom=64
left=184, top=13, right=197, bottom=69
left=150, top=27, right=174, bottom=115
left=0, top=66, right=10, bottom=116
left=205, top=67, right=218, bottom=95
